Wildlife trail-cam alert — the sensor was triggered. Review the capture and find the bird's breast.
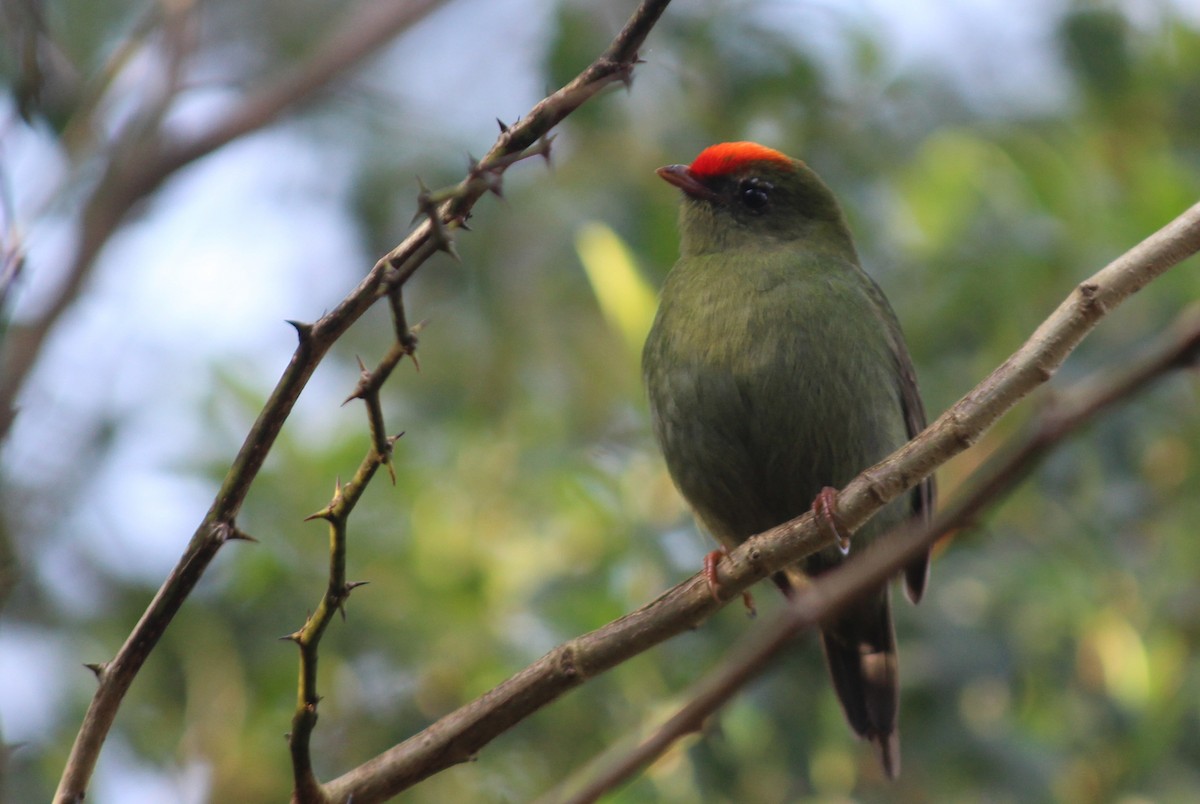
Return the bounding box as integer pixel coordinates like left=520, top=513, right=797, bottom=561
left=644, top=255, right=907, bottom=542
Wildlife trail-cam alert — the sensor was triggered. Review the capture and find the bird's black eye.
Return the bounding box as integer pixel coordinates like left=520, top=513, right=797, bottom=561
left=738, top=177, right=772, bottom=213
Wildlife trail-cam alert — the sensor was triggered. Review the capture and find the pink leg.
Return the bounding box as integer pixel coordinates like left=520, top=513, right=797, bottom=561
left=812, top=486, right=852, bottom=555
left=702, top=548, right=726, bottom=601
left=702, top=547, right=756, bottom=615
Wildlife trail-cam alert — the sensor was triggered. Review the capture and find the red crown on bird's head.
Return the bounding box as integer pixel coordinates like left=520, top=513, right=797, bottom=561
left=688, top=142, right=795, bottom=178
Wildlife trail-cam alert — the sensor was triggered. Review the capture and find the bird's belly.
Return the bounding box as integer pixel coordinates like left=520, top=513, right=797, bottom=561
left=651, top=321, right=906, bottom=548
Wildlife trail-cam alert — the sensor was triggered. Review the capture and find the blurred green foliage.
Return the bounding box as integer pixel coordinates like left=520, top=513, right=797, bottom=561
left=3, top=1, right=1200, bottom=802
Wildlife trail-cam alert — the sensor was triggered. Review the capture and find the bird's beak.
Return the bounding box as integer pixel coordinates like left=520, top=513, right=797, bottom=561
left=657, top=165, right=717, bottom=201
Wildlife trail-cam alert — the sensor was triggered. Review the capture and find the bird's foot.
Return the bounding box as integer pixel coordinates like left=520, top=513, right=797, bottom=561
left=702, top=548, right=726, bottom=600
left=812, top=486, right=852, bottom=555
left=702, top=547, right=756, bottom=616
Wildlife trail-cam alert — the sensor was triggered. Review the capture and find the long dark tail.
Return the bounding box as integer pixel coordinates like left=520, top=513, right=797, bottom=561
left=820, top=590, right=900, bottom=779
left=775, top=567, right=901, bottom=778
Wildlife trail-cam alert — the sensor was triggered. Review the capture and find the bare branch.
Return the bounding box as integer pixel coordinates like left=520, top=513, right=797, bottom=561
left=0, top=0, right=451, bottom=438
left=322, top=199, right=1200, bottom=804
left=163, top=0, right=451, bottom=172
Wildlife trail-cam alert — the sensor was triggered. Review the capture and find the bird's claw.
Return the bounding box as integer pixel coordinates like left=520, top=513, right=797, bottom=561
left=702, top=548, right=726, bottom=601
left=813, top=486, right=852, bottom=555
left=702, top=547, right=756, bottom=616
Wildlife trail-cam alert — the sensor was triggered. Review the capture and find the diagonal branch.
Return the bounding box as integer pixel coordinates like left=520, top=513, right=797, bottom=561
left=321, top=199, right=1200, bottom=804
left=51, top=2, right=676, bottom=801
left=164, top=0, right=451, bottom=171
left=0, top=0, right=451, bottom=439
left=547, top=303, right=1200, bottom=804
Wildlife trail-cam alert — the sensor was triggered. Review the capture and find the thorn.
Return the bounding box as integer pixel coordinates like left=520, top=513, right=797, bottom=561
left=539, top=133, right=556, bottom=163
left=342, top=356, right=372, bottom=405
left=496, top=117, right=509, bottom=133
left=486, top=172, right=504, bottom=198
left=304, top=506, right=333, bottom=523
left=280, top=631, right=303, bottom=644
left=415, top=186, right=457, bottom=259
left=389, top=431, right=406, bottom=445
left=337, top=582, right=370, bottom=620
left=399, top=321, right=421, bottom=366
left=213, top=520, right=252, bottom=545
left=619, top=62, right=635, bottom=90
left=84, top=662, right=106, bottom=679
left=391, top=298, right=424, bottom=369
left=411, top=176, right=433, bottom=225
left=286, top=320, right=314, bottom=344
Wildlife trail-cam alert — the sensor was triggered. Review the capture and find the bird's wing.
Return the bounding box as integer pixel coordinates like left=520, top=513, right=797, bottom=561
left=861, top=271, right=936, bottom=603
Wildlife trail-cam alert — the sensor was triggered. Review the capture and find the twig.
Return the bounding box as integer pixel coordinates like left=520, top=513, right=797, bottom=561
left=52, top=1, right=675, bottom=801
left=321, top=199, right=1200, bottom=804
left=548, top=304, right=1200, bottom=804
left=286, top=288, right=420, bottom=803
left=289, top=449, right=389, bottom=804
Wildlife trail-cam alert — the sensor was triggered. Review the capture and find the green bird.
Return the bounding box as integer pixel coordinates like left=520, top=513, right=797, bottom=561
left=643, top=142, right=934, bottom=778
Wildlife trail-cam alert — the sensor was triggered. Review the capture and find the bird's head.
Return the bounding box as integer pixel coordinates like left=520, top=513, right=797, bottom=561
left=658, top=142, right=853, bottom=257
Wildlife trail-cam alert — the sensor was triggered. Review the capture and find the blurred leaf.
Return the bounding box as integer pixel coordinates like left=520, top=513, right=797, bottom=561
left=576, top=221, right=657, bottom=356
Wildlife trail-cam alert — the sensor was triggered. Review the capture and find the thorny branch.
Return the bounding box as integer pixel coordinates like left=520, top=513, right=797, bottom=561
left=52, top=1, right=676, bottom=802
left=288, top=286, right=417, bottom=804
left=288, top=442, right=390, bottom=803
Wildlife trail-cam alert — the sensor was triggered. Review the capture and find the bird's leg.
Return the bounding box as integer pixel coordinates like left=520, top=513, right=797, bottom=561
left=813, top=486, right=852, bottom=555
left=702, top=547, right=756, bottom=616
left=702, top=548, right=726, bottom=600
